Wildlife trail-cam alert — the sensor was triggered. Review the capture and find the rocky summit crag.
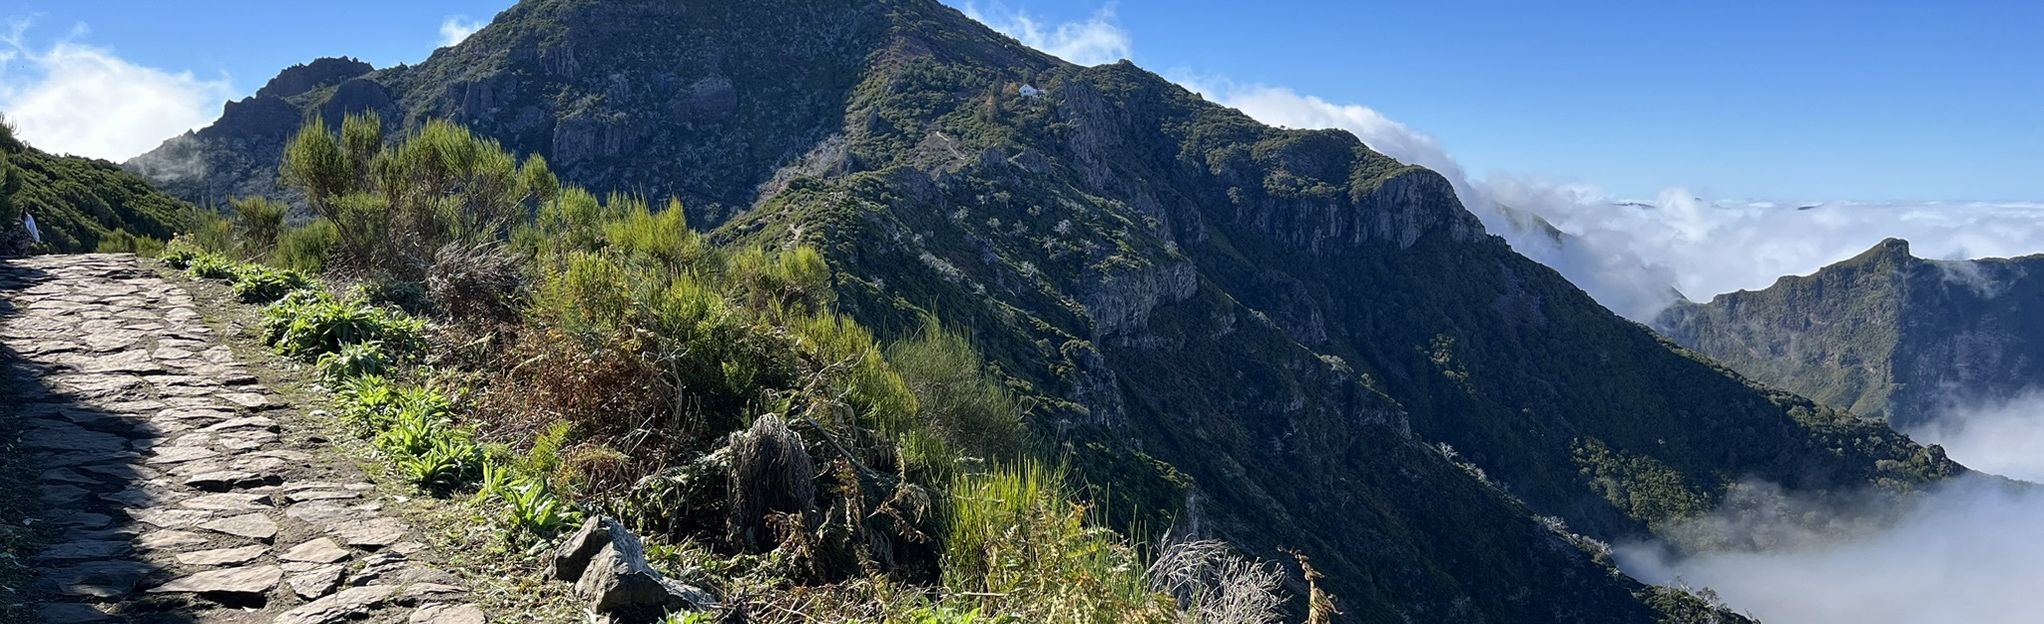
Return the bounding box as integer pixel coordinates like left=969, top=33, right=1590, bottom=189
left=128, top=0, right=1954, bottom=620
left=1658, top=238, right=2044, bottom=428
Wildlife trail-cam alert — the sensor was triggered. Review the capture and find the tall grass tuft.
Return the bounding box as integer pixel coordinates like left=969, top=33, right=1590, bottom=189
left=940, top=462, right=1172, bottom=623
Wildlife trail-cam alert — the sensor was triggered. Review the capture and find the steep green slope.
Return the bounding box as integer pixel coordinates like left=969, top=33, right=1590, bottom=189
left=1, top=126, right=193, bottom=253
left=127, top=0, right=1951, bottom=620
left=1658, top=238, right=2044, bottom=427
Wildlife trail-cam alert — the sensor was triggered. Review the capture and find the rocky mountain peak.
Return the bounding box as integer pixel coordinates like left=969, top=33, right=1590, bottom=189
left=255, top=57, right=374, bottom=100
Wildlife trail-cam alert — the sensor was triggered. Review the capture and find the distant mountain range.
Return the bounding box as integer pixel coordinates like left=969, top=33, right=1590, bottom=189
left=118, top=0, right=1959, bottom=619
left=1659, top=238, right=2044, bottom=429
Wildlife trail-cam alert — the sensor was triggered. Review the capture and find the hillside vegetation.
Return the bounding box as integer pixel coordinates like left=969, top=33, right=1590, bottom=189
left=0, top=122, right=195, bottom=254
left=121, top=0, right=1958, bottom=620
left=156, top=113, right=1329, bottom=623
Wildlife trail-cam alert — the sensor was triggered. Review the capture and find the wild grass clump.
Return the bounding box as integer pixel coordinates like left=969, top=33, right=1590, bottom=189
left=93, top=228, right=166, bottom=256
left=939, top=462, right=1174, bottom=623
left=1145, top=540, right=1286, bottom=624
left=726, top=414, right=817, bottom=552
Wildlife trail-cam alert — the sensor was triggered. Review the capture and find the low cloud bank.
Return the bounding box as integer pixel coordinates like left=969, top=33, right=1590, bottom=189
left=1911, top=390, right=2044, bottom=483
left=1617, top=474, right=2043, bottom=624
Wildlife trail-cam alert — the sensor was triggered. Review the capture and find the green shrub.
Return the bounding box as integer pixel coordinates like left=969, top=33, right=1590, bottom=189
left=231, top=196, right=288, bottom=257
left=159, top=237, right=204, bottom=269
left=270, top=219, right=337, bottom=272
left=93, top=228, right=165, bottom=256
left=357, top=279, right=434, bottom=315
left=888, top=322, right=1026, bottom=463
left=260, top=290, right=425, bottom=358
left=231, top=265, right=314, bottom=303
left=316, top=341, right=390, bottom=381
left=185, top=254, right=238, bottom=280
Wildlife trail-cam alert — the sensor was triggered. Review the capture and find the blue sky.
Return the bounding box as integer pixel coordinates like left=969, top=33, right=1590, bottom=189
left=1, top=0, right=2039, bottom=202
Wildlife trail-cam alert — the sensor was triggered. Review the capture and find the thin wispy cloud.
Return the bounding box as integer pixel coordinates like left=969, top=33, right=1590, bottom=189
left=438, top=15, right=485, bottom=48
left=963, top=2, right=1131, bottom=66
left=0, top=19, right=234, bottom=161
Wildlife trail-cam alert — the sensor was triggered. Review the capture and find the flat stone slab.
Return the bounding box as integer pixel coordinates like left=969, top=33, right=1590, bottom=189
left=288, top=564, right=346, bottom=600
left=41, top=560, right=157, bottom=598
left=34, top=540, right=132, bottom=562
left=175, top=544, right=268, bottom=566
left=332, top=518, right=407, bottom=549
left=181, top=492, right=271, bottom=512
left=147, top=564, right=283, bottom=596
left=136, top=529, right=213, bottom=551
left=276, top=585, right=397, bottom=624
left=198, top=513, right=279, bottom=541
left=38, top=602, right=116, bottom=624
left=281, top=538, right=353, bottom=564
left=132, top=508, right=214, bottom=530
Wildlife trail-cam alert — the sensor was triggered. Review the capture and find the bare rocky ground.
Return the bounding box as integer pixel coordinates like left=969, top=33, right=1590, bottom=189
left=1, top=254, right=491, bottom=623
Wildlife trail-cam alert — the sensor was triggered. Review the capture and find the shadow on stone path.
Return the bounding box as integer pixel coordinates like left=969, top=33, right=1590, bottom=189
left=1, top=254, right=486, bottom=623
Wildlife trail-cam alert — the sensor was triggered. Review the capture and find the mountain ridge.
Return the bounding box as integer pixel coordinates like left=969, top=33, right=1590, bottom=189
left=123, top=1, right=1956, bottom=620
left=1658, top=237, right=2044, bottom=427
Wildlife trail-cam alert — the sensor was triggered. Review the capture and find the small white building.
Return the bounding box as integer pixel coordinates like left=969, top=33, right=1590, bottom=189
left=1018, top=84, right=1042, bottom=98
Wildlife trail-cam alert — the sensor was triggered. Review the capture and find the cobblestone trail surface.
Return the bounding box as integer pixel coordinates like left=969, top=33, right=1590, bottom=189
left=1, top=255, right=488, bottom=623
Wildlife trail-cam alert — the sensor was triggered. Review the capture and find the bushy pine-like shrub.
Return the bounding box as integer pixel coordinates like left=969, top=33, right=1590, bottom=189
left=887, top=323, right=1026, bottom=466
left=270, top=219, right=337, bottom=272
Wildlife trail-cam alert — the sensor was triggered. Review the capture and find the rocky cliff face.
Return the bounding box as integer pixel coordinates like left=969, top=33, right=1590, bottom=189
left=129, top=1, right=1955, bottom=620
left=1658, top=238, right=2044, bottom=427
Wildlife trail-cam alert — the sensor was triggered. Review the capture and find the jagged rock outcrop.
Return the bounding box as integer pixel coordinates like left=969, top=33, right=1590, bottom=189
left=1658, top=238, right=2044, bottom=427
left=256, top=58, right=374, bottom=100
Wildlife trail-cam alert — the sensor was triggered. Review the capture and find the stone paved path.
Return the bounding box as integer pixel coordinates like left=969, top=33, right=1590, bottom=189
left=1, top=254, right=487, bottom=624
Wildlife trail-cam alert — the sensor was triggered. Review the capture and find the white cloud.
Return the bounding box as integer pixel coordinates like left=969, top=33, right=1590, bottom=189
left=963, top=3, right=1131, bottom=66
left=1617, top=475, right=2044, bottom=624
left=1911, top=390, right=2044, bottom=482
left=0, top=26, right=234, bottom=161
left=1171, top=77, right=1688, bottom=320
left=439, top=15, right=485, bottom=48
left=1168, top=76, right=2044, bottom=320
